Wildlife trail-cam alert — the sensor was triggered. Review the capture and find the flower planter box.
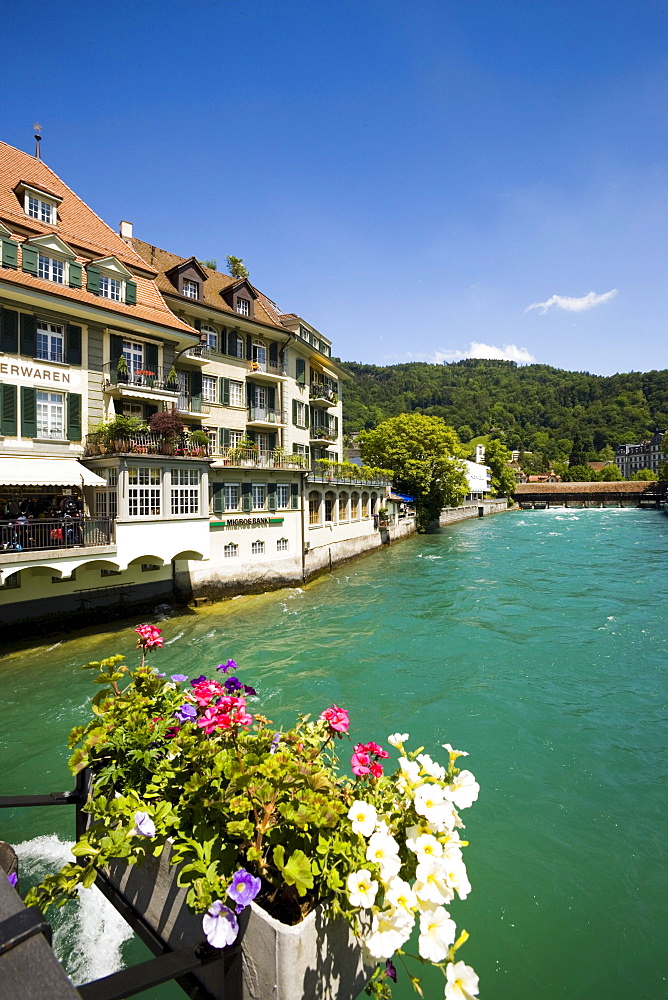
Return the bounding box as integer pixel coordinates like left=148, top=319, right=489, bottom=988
left=105, top=843, right=372, bottom=1000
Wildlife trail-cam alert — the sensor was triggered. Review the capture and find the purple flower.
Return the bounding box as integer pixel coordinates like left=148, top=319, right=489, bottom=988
left=155, top=672, right=166, bottom=678
left=175, top=703, right=198, bottom=723
left=223, top=676, right=243, bottom=693
left=227, top=869, right=262, bottom=910
left=202, top=901, right=239, bottom=948
left=217, top=659, right=237, bottom=674
left=6, top=873, right=17, bottom=887
left=191, top=674, right=207, bottom=685
left=269, top=733, right=281, bottom=754
left=130, top=811, right=156, bottom=837
left=171, top=673, right=189, bottom=683
left=243, top=684, right=257, bottom=697
left=384, top=959, right=397, bottom=982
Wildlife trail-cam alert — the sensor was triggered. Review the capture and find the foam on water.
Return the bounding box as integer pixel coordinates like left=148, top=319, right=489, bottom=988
left=15, top=834, right=133, bottom=985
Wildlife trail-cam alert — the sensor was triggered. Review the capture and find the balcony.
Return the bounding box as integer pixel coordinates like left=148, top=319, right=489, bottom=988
left=308, top=461, right=391, bottom=488
left=309, top=427, right=337, bottom=444
left=182, top=344, right=210, bottom=362
left=177, top=395, right=211, bottom=415
left=104, top=363, right=180, bottom=399
left=211, top=448, right=309, bottom=470
left=247, top=359, right=287, bottom=381
left=84, top=431, right=210, bottom=459
left=247, top=406, right=285, bottom=428
left=309, top=383, right=338, bottom=407
left=0, top=517, right=114, bottom=559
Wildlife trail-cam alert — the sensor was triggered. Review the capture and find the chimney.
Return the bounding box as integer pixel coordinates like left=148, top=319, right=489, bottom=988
left=33, top=123, right=42, bottom=160
left=119, top=220, right=133, bottom=243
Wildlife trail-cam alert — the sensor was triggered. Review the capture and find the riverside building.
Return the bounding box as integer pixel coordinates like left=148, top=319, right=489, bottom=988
left=0, top=140, right=413, bottom=631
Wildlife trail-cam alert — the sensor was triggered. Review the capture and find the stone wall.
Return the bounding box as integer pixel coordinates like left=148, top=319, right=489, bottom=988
left=437, top=499, right=510, bottom=528
left=304, top=517, right=415, bottom=579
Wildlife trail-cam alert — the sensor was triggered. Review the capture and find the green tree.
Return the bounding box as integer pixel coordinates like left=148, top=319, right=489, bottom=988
left=630, top=468, right=656, bottom=481
left=198, top=258, right=217, bottom=270
left=597, top=464, right=624, bottom=481
left=658, top=459, right=668, bottom=480
left=226, top=255, right=249, bottom=278
left=563, top=464, right=592, bottom=482
left=597, top=444, right=615, bottom=461
left=359, top=413, right=468, bottom=530
left=568, top=431, right=588, bottom=467
left=483, top=440, right=516, bottom=500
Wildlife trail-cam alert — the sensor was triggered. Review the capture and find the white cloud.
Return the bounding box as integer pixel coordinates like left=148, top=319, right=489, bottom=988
left=431, top=342, right=535, bottom=364
left=525, top=289, right=618, bottom=314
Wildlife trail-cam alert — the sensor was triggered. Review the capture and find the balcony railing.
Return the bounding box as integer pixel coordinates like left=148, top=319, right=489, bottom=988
left=247, top=359, right=286, bottom=376
left=0, top=517, right=114, bottom=557
left=308, top=462, right=391, bottom=487
left=247, top=406, right=283, bottom=424
left=310, top=427, right=337, bottom=442
left=184, top=344, right=210, bottom=359
left=104, top=363, right=179, bottom=393
left=211, top=448, right=309, bottom=470
left=84, top=431, right=210, bottom=458
left=178, top=394, right=211, bottom=414
left=309, top=383, right=338, bottom=404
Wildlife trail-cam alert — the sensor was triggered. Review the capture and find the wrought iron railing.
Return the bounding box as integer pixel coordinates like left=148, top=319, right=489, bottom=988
left=0, top=517, right=114, bottom=556
left=177, top=394, right=210, bottom=414
left=247, top=406, right=283, bottom=424
left=211, top=448, right=309, bottom=469
left=247, top=359, right=286, bottom=376
left=309, top=383, right=338, bottom=404
left=103, top=363, right=180, bottom=393
left=308, top=462, right=391, bottom=487
left=310, top=427, right=337, bottom=442
left=84, top=431, right=210, bottom=458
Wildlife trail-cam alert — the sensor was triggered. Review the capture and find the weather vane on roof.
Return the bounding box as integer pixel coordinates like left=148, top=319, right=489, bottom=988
left=33, top=123, right=42, bottom=160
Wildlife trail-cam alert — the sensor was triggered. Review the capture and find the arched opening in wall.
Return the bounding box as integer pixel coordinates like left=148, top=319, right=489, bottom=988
left=371, top=492, right=378, bottom=516
left=324, top=491, right=336, bottom=523
left=308, top=490, right=321, bottom=526
left=361, top=492, right=370, bottom=517
left=338, top=491, right=348, bottom=521
left=350, top=491, right=360, bottom=519
left=0, top=570, right=21, bottom=591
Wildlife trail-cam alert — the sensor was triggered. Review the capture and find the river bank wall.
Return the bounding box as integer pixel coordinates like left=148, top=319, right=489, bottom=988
left=434, top=499, right=511, bottom=529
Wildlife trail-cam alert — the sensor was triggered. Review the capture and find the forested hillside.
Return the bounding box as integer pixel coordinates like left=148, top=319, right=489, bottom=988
left=341, top=360, right=668, bottom=460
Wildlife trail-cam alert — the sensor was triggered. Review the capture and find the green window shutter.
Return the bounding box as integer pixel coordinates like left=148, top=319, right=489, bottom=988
left=145, top=342, right=159, bottom=373
left=334, top=416, right=339, bottom=436
left=1, top=238, right=18, bottom=268
left=246, top=381, right=256, bottom=407
left=87, top=266, right=100, bottom=294
left=267, top=482, right=278, bottom=512
left=146, top=404, right=158, bottom=420
left=193, top=318, right=201, bottom=331
left=125, top=279, right=137, bottom=305
left=66, top=325, right=82, bottom=366
left=0, top=384, right=17, bottom=435
left=69, top=261, right=82, bottom=288
left=109, top=334, right=124, bottom=366
left=19, top=313, right=36, bottom=358
left=212, top=482, right=225, bottom=514
left=269, top=341, right=278, bottom=364
left=220, top=427, right=231, bottom=449
left=67, top=393, right=82, bottom=441
left=290, top=482, right=299, bottom=509
left=191, top=370, right=202, bottom=406
left=21, top=245, right=38, bottom=275
left=268, top=386, right=276, bottom=410
left=269, top=432, right=276, bottom=450
left=296, top=358, right=306, bottom=385
left=21, top=386, right=37, bottom=438
left=292, top=399, right=297, bottom=425
left=225, top=331, right=233, bottom=356
left=220, top=377, right=230, bottom=405
left=1, top=309, right=19, bottom=353
left=246, top=335, right=252, bottom=361
left=305, top=405, right=309, bottom=429
left=241, top=482, right=252, bottom=512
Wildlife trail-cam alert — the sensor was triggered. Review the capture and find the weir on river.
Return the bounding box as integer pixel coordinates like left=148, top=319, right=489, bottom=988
left=1, top=507, right=666, bottom=1000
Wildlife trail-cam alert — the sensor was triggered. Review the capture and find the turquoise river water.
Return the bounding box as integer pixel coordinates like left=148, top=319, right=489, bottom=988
left=1, top=508, right=666, bottom=1000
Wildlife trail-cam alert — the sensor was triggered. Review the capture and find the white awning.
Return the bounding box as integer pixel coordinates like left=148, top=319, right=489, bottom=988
left=0, top=458, right=106, bottom=487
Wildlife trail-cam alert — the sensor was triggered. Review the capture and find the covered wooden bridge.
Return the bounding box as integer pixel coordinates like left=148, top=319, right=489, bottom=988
left=513, top=481, right=667, bottom=509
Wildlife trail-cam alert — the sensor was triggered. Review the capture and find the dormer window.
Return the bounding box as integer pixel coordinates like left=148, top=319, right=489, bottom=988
left=28, top=195, right=55, bottom=224
left=183, top=278, right=199, bottom=299
left=87, top=256, right=137, bottom=304
left=236, top=298, right=250, bottom=316
left=38, top=253, right=64, bottom=283
left=99, top=275, right=122, bottom=301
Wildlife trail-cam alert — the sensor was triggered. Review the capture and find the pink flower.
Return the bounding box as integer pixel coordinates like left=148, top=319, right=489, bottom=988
left=135, top=624, right=164, bottom=649
left=359, top=741, right=389, bottom=759
left=351, top=750, right=372, bottom=776
left=351, top=741, right=388, bottom=779
left=320, top=705, right=349, bottom=733
left=191, top=680, right=226, bottom=706
left=197, top=707, right=221, bottom=734
left=370, top=761, right=384, bottom=778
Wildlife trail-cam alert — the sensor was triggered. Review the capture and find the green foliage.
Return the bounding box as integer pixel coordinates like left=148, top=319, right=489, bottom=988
left=563, top=464, right=593, bottom=482
left=483, top=440, right=516, bottom=500
left=198, top=258, right=217, bottom=270
left=226, top=255, right=249, bottom=279
left=359, top=413, right=468, bottom=528
left=630, top=468, right=657, bottom=481
left=597, top=464, right=624, bottom=481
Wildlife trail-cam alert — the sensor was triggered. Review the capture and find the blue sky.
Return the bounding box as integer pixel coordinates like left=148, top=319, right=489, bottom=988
left=3, top=1, right=668, bottom=375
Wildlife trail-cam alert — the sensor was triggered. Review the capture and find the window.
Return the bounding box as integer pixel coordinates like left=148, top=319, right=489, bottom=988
left=295, top=401, right=306, bottom=427
left=309, top=490, right=321, bottom=525
left=236, top=298, right=250, bottom=316
left=255, top=433, right=268, bottom=452
left=141, top=563, right=160, bottom=572
left=252, top=484, right=266, bottom=510
left=202, top=375, right=217, bottom=402
left=99, top=275, right=122, bottom=301
left=123, top=341, right=144, bottom=375
left=229, top=381, right=244, bottom=407
left=252, top=342, right=266, bottom=369
left=183, top=279, right=199, bottom=299
left=324, top=491, right=335, bottom=522
left=38, top=254, right=64, bottom=283
left=224, top=484, right=239, bottom=511
left=338, top=492, right=348, bottom=520
left=171, top=468, right=200, bottom=514
left=230, top=430, right=245, bottom=448
left=123, top=403, right=145, bottom=418
left=277, top=538, right=289, bottom=552
left=224, top=542, right=238, bottom=558
left=95, top=469, right=118, bottom=519
left=202, top=325, right=217, bottom=351
left=293, top=444, right=308, bottom=456
left=350, top=491, right=359, bottom=518
left=1, top=572, right=20, bottom=590
left=362, top=492, right=370, bottom=517
left=276, top=484, right=289, bottom=508
left=128, top=466, right=161, bottom=516
left=101, top=568, right=121, bottom=577
left=27, top=195, right=54, bottom=224
left=36, top=391, right=64, bottom=438
left=252, top=540, right=265, bottom=555
left=36, top=323, right=64, bottom=362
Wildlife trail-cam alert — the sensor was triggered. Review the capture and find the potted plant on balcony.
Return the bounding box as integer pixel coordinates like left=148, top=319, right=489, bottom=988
left=233, top=435, right=258, bottom=467
left=116, top=354, right=129, bottom=384
left=27, top=628, right=481, bottom=1000
left=103, top=414, right=145, bottom=452
left=149, top=409, right=185, bottom=455
left=166, top=365, right=179, bottom=392
left=272, top=446, right=286, bottom=468
left=188, top=429, right=210, bottom=456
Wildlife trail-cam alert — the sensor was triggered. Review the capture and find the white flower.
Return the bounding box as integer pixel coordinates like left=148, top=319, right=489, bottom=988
left=445, top=960, right=479, bottom=1000
left=405, top=820, right=435, bottom=851
left=375, top=816, right=392, bottom=836
left=202, top=901, right=239, bottom=948
left=388, top=732, right=409, bottom=748
left=414, top=857, right=454, bottom=905
left=414, top=783, right=457, bottom=830
left=417, top=752, right=446, bottom=781
left=444, top=770, right=480, bottom=810
left=418, top=906, right=456, bottom=962
left=442, top=856, right=471, bottom=900
left=385, top=876, right=417, bottom=916
left=346, top=869, right=378, bottom=908
left=130, top=811, right=155, bottom=837
left=396, top=756, right=421, bottom=792
left=366, top=832, right=401, bottom=881
left=442, top=743, right=469, bottom=762
left=363, top=908, right=413, bottom=961
left=348, top=800, right=377, bottom=838
left=412, top=833, right=444, bottom=861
